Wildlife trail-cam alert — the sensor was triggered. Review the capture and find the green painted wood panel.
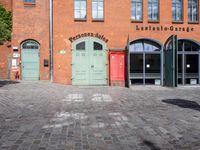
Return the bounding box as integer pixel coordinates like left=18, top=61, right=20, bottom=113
left=72, top=38, right=107, bottom=85
left=22, top=49, right=40, bottom=80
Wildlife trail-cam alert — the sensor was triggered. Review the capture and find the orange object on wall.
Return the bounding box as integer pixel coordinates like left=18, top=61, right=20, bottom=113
left=110, top=52, right=125, bottom=81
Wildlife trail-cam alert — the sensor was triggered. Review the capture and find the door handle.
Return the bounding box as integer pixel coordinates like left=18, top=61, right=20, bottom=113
left=91, top=65, right=94, bottom=68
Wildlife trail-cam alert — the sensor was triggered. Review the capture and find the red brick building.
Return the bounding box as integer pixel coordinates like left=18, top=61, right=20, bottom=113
left=1, top=0, right=200, bottom=86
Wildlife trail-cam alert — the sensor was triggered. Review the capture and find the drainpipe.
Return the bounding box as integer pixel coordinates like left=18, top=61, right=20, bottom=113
left=49, top=0, right=53, bottom=82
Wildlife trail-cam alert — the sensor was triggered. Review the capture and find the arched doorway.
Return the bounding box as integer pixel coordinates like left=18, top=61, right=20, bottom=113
left=72, top=38, right=107, bottom=85
left=178, top=39, right=200, bottom=85
left=129, top=39, right=162, bottom=85
left=21, top=40, right=40, bottom=80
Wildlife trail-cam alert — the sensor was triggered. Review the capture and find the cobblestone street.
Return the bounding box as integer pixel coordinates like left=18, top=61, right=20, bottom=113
left=0, top=81, right=200, bottom=150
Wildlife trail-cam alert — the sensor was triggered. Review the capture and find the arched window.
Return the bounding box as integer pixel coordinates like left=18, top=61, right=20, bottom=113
left=76, top=42, right=85, bottom=50
left=130, top=40, right=161, bottom=52
left=178, top=40, right=199, bottom=51
left=93, top=42, right=103, bottom=50
left=22, top=40, right=39, bottom=49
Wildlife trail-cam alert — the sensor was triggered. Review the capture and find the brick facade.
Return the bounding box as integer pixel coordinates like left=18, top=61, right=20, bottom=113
left=11, top=0, right=50, bottom=80
left=53, top=0, right=200, bottom=85
left=0, top=43, right=11, bottom=79
left=0, top=0, right=12, bottom=11
left=1, top=0, right=200, bottom=85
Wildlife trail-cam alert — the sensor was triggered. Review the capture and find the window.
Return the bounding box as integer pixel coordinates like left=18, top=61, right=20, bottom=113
left=92, top=0, right=104, bottom=20
left=76, top=42, right=85, bottom=50
left=22, top=40, right=39, bottom=49
left=148, top=0, right=159, bottom=21
left=74, top=0, right=86, bottom=19
left=131, top=0, right=143, bottom=21
left=172, top=0, right=183, bottom=21
left=188, top=0, right=199, bottom=22
left=24, top=0, right=35, bottom=3
left=93, top=42, right=103, bottom=50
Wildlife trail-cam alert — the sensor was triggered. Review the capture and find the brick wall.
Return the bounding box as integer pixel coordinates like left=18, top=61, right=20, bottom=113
left=0, top=0, right=12, bottom=11
left=53, top=0, right=200, bottom=85
left=11, top=0, right=50, bottom=80
left=0, top=43, right=11, bottom=79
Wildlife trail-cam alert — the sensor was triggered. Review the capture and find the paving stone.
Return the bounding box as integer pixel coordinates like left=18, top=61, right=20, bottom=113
left=0, top=81, right=200, bottom=150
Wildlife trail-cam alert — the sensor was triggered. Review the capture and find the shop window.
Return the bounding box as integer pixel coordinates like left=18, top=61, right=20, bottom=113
left=92, top=0, right=104, bottom=20
left=131, top=0, right=143, bottom=21
left=74, top=0, right=86, bottom=20
left=172, top=0, right=183, bottom=22
left=94, top=42, right=103, bottom=50
left=148, top=0, right=159, bottom=21
left=188, top=0, right=199, bottom=22
left=76, top=42, right=85, bottom=50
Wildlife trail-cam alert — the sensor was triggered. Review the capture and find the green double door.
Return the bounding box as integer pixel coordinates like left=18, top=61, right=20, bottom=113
left=22, top=48, right=40, bottom=80
left=72, top=38, right=107, bottom=85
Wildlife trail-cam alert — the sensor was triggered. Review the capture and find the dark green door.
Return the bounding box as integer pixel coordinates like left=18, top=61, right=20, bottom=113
left=72, top=38, right=107, bottom=85
left=163, top=35, right=178, bottom=87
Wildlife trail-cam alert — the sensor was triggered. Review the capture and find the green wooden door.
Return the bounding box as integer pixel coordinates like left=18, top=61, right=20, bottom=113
left=72, top=38, right=107, bottom=85
left=89, top=39, right=107, bottom=85
left=21, top=41, right=40, bottom=80
left=72, top=41, right=89, bottom=85
left=163, top=35, right=178, bottom=87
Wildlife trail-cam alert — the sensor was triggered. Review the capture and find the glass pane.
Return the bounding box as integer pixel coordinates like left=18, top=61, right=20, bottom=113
left=145, top=54, right=160, bottom=73
left=178, top=55, right=183, bottom=84
left=130, top=54, right=143, bottom=73
left=130, top=42, right=143, bottom=52
left=94, top=42, right=103, bottom=50
left=185, top=54, right=199, bottom=84
left=22, top=41, right=39, bottom=49
left=76, top=42, right=85, bottom=50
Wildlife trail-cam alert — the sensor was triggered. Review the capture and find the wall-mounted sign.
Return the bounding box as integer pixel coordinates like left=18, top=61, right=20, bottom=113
left=135, top=25, right=194, bottom=32
left=13, top=53, right=20, bottom=58
left=60, top=50, right=66, bottom=54
left=69, top=33, right=109, bottom=43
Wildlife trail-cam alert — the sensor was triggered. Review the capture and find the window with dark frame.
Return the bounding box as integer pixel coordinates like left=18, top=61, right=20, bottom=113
left=74, top=0, right=87, bottom=19
left=148, top=0, right=159, bottom=21
left=188, top=0, right=199, bottom=22
left=131, top=0, right=143, bottom=21
left=24, top=0, right=35, bottom=3
left=92, top=0, right=104, bottom=20
left=172, top=0, right=183, bottom=22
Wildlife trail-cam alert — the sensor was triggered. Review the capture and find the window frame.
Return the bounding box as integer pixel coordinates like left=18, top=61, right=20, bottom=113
left=188, top=0, right=199, bottom=23
left=148, top=0, right=160, bottom=22
left=74, top=0, right=87, bottom=21
left=172, top=0, right=184, bottom=23
left=92, top=0, right=104, bottom=21
left=24, top=0, right=36, bottom=6
left=131, top=0, right=143, bottom=22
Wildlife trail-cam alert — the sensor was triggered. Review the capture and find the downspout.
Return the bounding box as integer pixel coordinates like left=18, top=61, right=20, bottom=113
left=49, top=0, right=53, bottom=82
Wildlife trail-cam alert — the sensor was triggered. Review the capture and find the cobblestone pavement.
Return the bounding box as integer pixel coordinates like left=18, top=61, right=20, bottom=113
left=0, top=80, right=200, bottom=150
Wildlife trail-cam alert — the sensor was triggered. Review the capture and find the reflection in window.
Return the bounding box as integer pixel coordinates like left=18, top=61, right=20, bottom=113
left=188, top=0, right=198, bottom=22
left=130, top=40, right=161, bottom=52
left=76, top=42, right=85, bottom=50
left=172, top=0, right=183, bottom=21
left=148, top=0, right=159, bottom=21
left=92, top=0, right=104, bottom=19
left=74, top=0, right=86, bottom=19
left=22, top=41, right=39, bottom=49
left=131, top=0, right=143, bottom=21
left=94, top=42, right=103, bottom=50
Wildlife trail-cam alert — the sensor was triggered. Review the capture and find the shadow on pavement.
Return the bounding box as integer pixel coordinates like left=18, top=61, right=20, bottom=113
left=0, top=80, right=19, bottom=88
left=142, top=140, right=161, bottom=150
left=162, top=99, right=200, bottom=112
